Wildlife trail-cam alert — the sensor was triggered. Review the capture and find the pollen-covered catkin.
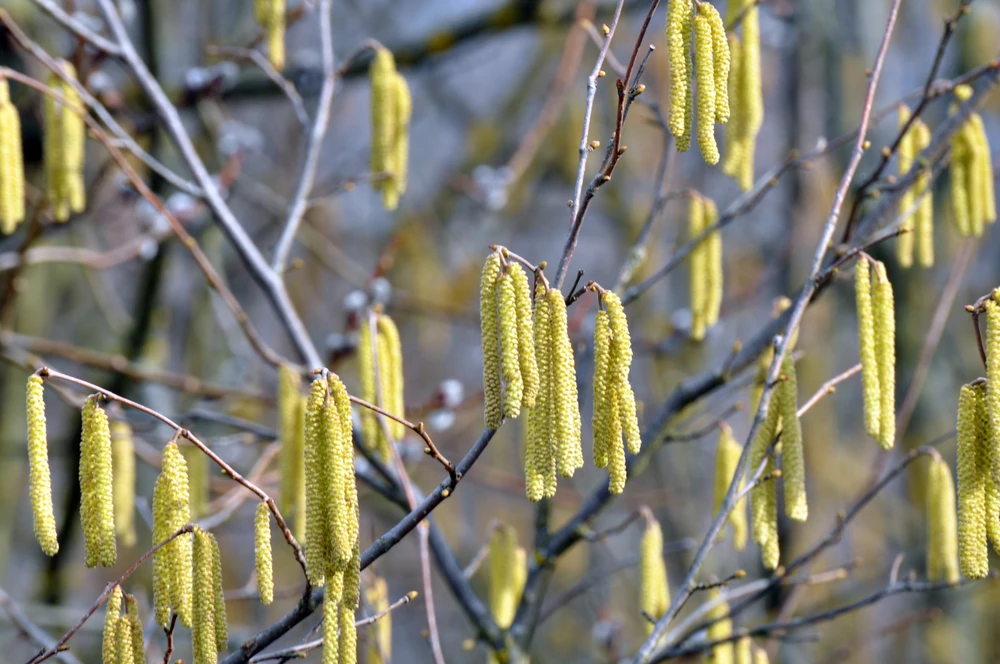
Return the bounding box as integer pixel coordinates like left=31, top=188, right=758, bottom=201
left=278, top=363, right=304, bottom=517
left=370, top=48, right=397, bottom=190
left=704, top=3, right=730, bottom=124
left=255, top=502, right=274, bottom=605
left=181, top=442, right=208, bottom=520
left=481, top=253, right=503, bottom=429
left=210, top=530, right=228, bottom=651
left=80, top=397, right=116, bottom=568
left=151, top=471, right=172, bottom=626
left=27, top=375, right=58, bottom=556
left=872, top=262, right=896, bottom=450
left=102, top=585, right=122, bottom=664
left=382, top=72, right=412, bottom=211
left=304, top=377, right=331, bottom=586
left=735, top=637, right=752, bottom=664
left=951, top=135, right=971, bottom=237
left=666, top=0, right=693, bottom=144
left=365, top=577, right=392, bottom=663
left=778, top=356, right=807, bottom=522
left=714, top=424, right=748, bottom=551
left=706, top=588, right=734, bottom=664
left=43, top=62, right=86, bottom=221
left=896, top=106, right=916, bottom=268
left=604, top=292, right=640, bottom=457
left=339, top=600, right=358, bottom=664
left=116, top=613, right=134, bottom=664
left=972, top=114, right=997, bottom=225
left=926, top=457, right=960, bottom=583
left=0, top=78, right=25, bottom=233
left=152, top=441, right=193, bottom=627
left=548, top=288, right=583, bottom=479
left=855, top=259, right=880, bottom=438
left=913, top=120, right=935, bottom=268
left=749, top=392, right=781, bottom=570
left=689, top=196, right=707, bottom=341
left=192, top=529, right=218, bottom=664
left=703, top=197, right=723, bottom=328
left=488, top=524, right=526, bottom=629
left=376, top=313, right=406, bottom=441
left=957, top=383, right=988, bottom=579
left=525, top=283, right=552, bottom=501
left=639, top=513, right=669, bottom=634
left=722, top=34, right=744, bottom=177
left=498, top=272, right=524, bottom=419
left=724, top=0, right=762, bottom=191
left=328, top=373, right=359, bottom=568
left=509, top=263, right=539, bottom=408
left=986, top=298, right=1000, bottom=485
left=322, top=595, right=339, bottom=664
left=125, top=594, right=145, bottom=664
left=110, top=419, right=136, bottom=548
left=694, top=12, right=718, bottom=165
left=592, top=309, right=612, bottom=469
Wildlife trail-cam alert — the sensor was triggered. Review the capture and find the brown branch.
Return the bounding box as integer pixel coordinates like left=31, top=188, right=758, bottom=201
left=349, top=394, right=454, bottom=481
left=0, top=587, right=83, bottom=664
left=161, top=613, right=178, bottom=664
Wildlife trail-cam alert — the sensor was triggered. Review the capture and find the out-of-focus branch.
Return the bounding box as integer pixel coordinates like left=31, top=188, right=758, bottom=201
left=205, top=45, right=309, bottom=127
left=0, top=587, right=83, bottom=664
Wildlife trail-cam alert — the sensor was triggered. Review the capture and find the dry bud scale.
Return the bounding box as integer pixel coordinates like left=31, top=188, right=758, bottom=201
left=26, top=375, right=58, bottom=556
left=926, top=456, right=960, bottom=584
left=80, top=396, right=116, bottom=568
left=714, top=423, right=748, bottom=551
left=639, top=512, right=669, bottom=635
left=0, top=77, right=25, bottom=233
left=43, top=61, right=86, bottom=221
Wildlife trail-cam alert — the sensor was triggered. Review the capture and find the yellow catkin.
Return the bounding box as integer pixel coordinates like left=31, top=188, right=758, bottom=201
left=951, top=133, right=971, bottom=237
left=489, top=524, right=524, bottom=628
left=328, top=374, right=359, bottom=569
left=498, top=272, right=525, bottom=419
left=592, top=309, right=613, bottom=469
left=305, top=378, right=331, bottom=586
left=957, top=383, right=988, bottom=579
left=964, top=118, right=985, bottom=238
left=266, top=0, right=286, bottom=71
left=778, top=356, right=806, bottom=521
left=548, top=288, right=583, bottom=479
left=606, top=388, right=626, bottom=496
left=706, top=589, right=733, bottom=664
left=210, top=530, right=228, bottom=651
left=749, top=394, right=780, bottom=570
left=481, top=253, right=503, bottom=429
left=753, top=647, right=769, bottom=664
left=365, top=577, right=392, bottom=663
left=383, top=72, right=411, bottom=211
left=973, top=115, right=997, bottom=225
left=192, top=529, right=217, bottom=664
left=681, top=2, right=694, bottom=152
left=80, top=397, right=116, bottom=568
left=125, top=594, right=145, bottom=664
left=357, top=313, right=379, bottom=458
left=509, top=263, right=539, bottom=408
left=370, top=48, right=397, bottom=194
left=102, top=585, right=122, bottom=664
left=605, top=292, right=640, bottom=456
left=162, top=442, right=193, bottom=627
left=278, top=363, right=303, bottom=516
left=116, top=613, right=134, bottom=664
left=151, top=470, right=172, bottom=626
left=872, top=262, right=895, bottom=450
left=0, top=79, right=25, bottom=233
left=986, top=299, right=1000, bottom=486
left=714, top=424, right=747, bottom=551
left=255, top=502, right=274, bottom=605
left=735, top=637, right=753, bottom=664
left=376, top=314, right=406, bottom=441
left=721, top=34, right=744, bottom=178
left=896, top=106, right=915, bottom=268
left=913, top=120, right=934, bottom=268
left=339, top=601, right=358, bottom=664
left=666, top=0, right=693, bottom=143
left=927, top=457, right=959, bottom=583
left=689, top=196, right=707, bottom=341
left=639, top=514, right=669, bottom=634
left=703, top=3, right=730, bottom=124
left=525, top=283, right=552, bottom=501
left=26, top=375, right=58, bottom=556
left=703, top=198, right=723, bottom=328
left=726, top=1, right=762, bottom=191
left=110, top=419, right=136, bottom=548
left=181, top=442, right=208, bottom=520
left=855, top=260, right=880, bottom=438
left=694, top=13, right=718, bottom=165
left=322, top=594, right=340, bottom=664
left=48, top=62, right=85, bottom=219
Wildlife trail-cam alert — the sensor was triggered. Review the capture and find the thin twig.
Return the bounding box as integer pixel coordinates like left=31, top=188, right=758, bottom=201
left=349, top=395, right=454, bottom=480
left=206, top=45, right=309, bottom=127
left=0, top=588, right=83, bottom=664
left=161, top=614, right=178, bottom=664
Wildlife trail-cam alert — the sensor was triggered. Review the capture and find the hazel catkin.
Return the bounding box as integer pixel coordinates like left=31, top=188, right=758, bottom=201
left=44, top=62, right=86, bottom=221
left=125, top=594, right=145, bottom=664
left=957, top=383, right=989, bottom=579
left=26, top=375, right=58, bottom=556
left=480, top=252, right=504, bottom=429
left=211, top=529, right=229, bottom=651
left=926, top=457, right=959, bottom=583
left=102, top=585, right=122, bottom=664
left=913, top=120, right=935, bottom=268
left=305, top=377, right=332, bottom=586
left=694, top=12, right=718, bottom=165
left=181, top=441, right=208, bottom=520
left=548, top=288, right=583, bottom=479
left=382, top=72, right=412, bottom=211
left=639, top=512, right=669, bottom=635
left=370, top=48, right=396, bottom=185
left=689, top=196, right=707, bottom=341
left=592, top=309, right=612, bottom=469
left=0, top=78, right=25, bottom=233
left=192, top=528, right=218, bottom=664
left=80, top=397, right=116, bottom=568
left=706, top=588, right=734, bottom=664
left=278, top=363, right=304, bottom=516
left=255, top=502, right=274, bottom=605
left=778, top=355, right=807, bottom=522
left=714, top=423, right=748, bottom=551
left=365, top=577, right=392, bottom=663
left=872, top=262, right=896, bottom=450
left=896, top=106, right=916, bottom=267
left=666, top=0, right=693, bottom=147
left=855, top=259, right=880, bottom=438
left=509, top=262, right=539, bottom=408
left=322, top=591, right=340, bottom=664
left=985, top=298, right=1000, bottom=487
left=488, top=524, right=526, bottom=629
left=152, top=441, right=193, bottom=627
left=498, top=272, right=524, bottom=419
left=525, top=283, right=553, bottom=501
left=111, top=419, right=136, bottom=548
left=749, top=391, right=781, bottom=570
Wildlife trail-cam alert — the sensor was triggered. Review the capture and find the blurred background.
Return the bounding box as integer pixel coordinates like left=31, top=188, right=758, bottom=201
left=1, top=0, right=1000, bottom=661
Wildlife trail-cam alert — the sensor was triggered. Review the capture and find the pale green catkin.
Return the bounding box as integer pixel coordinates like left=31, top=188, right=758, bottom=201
left=304, top=377, right=331, bottom=587
left=151, top=468, right=172, bottom=626
left=704, top=2, right=730, bottom=124
left=357, top=313, right=380, bottom=458
left=210, top=530, right=228, bottom=651
left=0, top=78, right=25, bottom=233
left=592, top=309, right=613, bottom=469
left=111, top=419, right=136, bottom=548
left=26, top=375, right=58, bottom=556
left=639, top=514, right=669, bottom=635
left=714, top=424, right=747, bottom=551
left=370, top=48, right=397, bottom=190
left=605, top=292, right=641, bottom=457
left=509, top=263, right=539, bottom=408
left=972, top=114, right=996, bottom=225
left=80, top=397, right=116, bottom=568
left=706, top=588, right=734, bottom=664
left=365, top=577, right=392, bottom=664
left=481, top=253, right=503, bottom=429
left=116, top=613, right=134, bottom=664
left=926, top=457, right=959, bottom=583
left=986, top=298, right=1000, bottom=487
left=328, top=373, right=359, bottom=569
left=154, top=441, right=192, bottom=627
left=689, top=196, right=707, bottom=341
left=855, top=259, right=880, bottom=439
left=721, top=34, right=744, bottom=178
left=46, top=62, right=86, bottom=220
left=525, top=283, right=552, bottom=501
left=913, top=120, right=934, bottom=268
left=749, top=392, right=781, bottom=570
left=102, top=585, right=122, bottom=664
left=548, top=288, right=583, bottom=480
left=488, top=525, right=523, bottom=629
left=322, top=593, right=340, bottom=664
left=778, top=356, right=807, bottom=522
left=872, top=262, right=896, bottom=450
left=694, top=12, right=718, bottom=165
left=192, top=528, right=218, bottom=664
left=125, top=594, right=145, bottom=664
left=339, top=601, right=358, bottom=664
left=376, top=314, right=406, bottom=441
left=255, top=502, right=274, bottom=605
left=704, top=198, right=723, bottom=328
left=735, top=637, right=753, bottom=664
left=896, top=106, right=915, bottom=268
left=666, top=0, right=693, bottom=143
left=957, top=383, right=988, bottom=579
left=278, top=363, right=304, bottom=517
left=498, top=272, right=524, bottom=419
left=951, top=131, right=971, bottom=237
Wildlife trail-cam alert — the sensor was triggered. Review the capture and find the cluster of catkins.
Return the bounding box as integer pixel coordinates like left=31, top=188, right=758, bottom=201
left=253, top=0, right=286, bottom=70
left=44, top=61, right=87, bottom=222
left=665, top=0, right=730, bottom=164
left=486, top=523, right=526, bottom=664
left=748, top=351, right=804, bottom=570
left=703, top=588, right=770, bottom=664
left=721, top=0, right=764, bottom=190
left=896, top=106, right=933, bottom=268
left=950, top=84, right=997, bottom=238
left=0, top=77, right=24, bottom=233
left=370, top=48, right=412, bottom=211
left=304, top=373, right=362, bottom=664
left=688, top=194, right=723, bottom=341
left=101, top=587, right=146, bottom=664
left=358, top=310, right=406, bottom=462
left=855, top=258, right=896, bottom=451
left=638, top=510, right=669, bottom=635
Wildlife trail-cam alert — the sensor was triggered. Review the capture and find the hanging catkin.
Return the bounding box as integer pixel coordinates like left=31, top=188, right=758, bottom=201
left=548, top=288, right=583, bottom=478
left=985, top=298, right=1000, bottom=492
left=497, top=271, right=524, bottom=418
left=80, top=397, right=116, bottom=568
left=322, top=591, right=340, bottom=664
left=707, top=3, right=730, bottom=124
left=510, top=262, right=539, bottom=408
left=278, top=365, right=306, bottom=542
left=749, top=388, right=780, bottom=570
left=110, top=419, right=136, bottom=548
left=592, top=309, right=612, bottom=469
left=488, top=524, right=527, bottom=629
left=376, top=314, right=406, bottom=441
left=43, top=62, right=86, bottom=221
left=255, top=502, right=274, bottom=605
left=735, top=637, right=752, bottom=664
left=481, top=252, right=503, bottom=429
left=689, top=196, right=707, bottom=341
left=358, top=310, right=406, bottom=460
left=102, top=585, right=122, bottom=664
left=706, top=588, right=734, bottom=664
left=0, top=77, right=25, bottom=233
left=714, top=424, right=748, bottom=551
left=896, top=106, right=916, bottom=268
left=26, top=375, right=58, bottom=556
left=913, top=120, right=934, bottom=268
left=693, top=10, right=718, bottom=165
left=957, top=383, right=989, bottom=579
left=525, top=282, right=553, bottom=501
left=666, top=0, right=694, bottom=149
left=382, top=72, right=412, bottom=211
left=305, top=377, right=332, bottom=586
left=211, top=529, right=229, bottom=651
left=723, top=0, right=763, bottom=191
left=365, top=577, right=392, bottom=664
left=116, top=613, right=134, bottom=664
left=181, top=442, right=208, bottom=520
left=872, top=262, right=896, bottom=450
left=855, top=259, right=880, bottom=438
left=152, top=441, right=193, bottom=627
left=125, top=594, right=145, bottom=664
left=778, top=355, right=807, bottom=522
left=926, top=456, right=959, bottom=583
left=639, top=511, right=669, bottom=635
left=192, top=528, right=218, bottom=664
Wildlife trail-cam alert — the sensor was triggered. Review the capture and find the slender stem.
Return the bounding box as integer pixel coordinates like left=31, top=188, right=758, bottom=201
left=0, top=588, right=83, bottom=664
left=350, top=394, right=454, bottom=478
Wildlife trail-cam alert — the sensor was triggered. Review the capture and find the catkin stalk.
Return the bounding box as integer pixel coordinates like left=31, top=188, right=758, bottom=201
left=488, top=525, right=525, bottom=628
left=27, top=375, right=58, bottom=556
left=322, top=594, right=340, bottom=664
left=705, top=3, right=730, bottom=124
left=376, top=314, right=406, bottom=441
left=211, top=530, right=228, bottom=651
